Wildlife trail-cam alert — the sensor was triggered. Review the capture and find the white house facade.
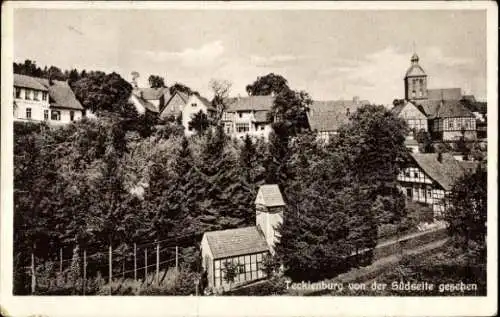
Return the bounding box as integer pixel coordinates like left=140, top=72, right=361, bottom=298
left=13, top=74, right=84, bottom=125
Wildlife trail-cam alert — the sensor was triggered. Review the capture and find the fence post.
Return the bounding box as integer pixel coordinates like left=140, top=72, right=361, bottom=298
left=156, top=242, right=159, bottom=285
left=175, top=246, right=179, bottom=271
left=109, top=245, right=112, bottom=285
left=134, top=243, right=137, bottom=281
left=31, top=251, right=36, bottom=294
left=145, top=248, right=148, bottom=282
left=59, top=248, right=63, bottom=274
left=83, top=249, right=87, bottom=296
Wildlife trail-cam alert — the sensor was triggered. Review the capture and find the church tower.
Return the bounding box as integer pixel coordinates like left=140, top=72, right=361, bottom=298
left=404, top=53, right=428, bottom=101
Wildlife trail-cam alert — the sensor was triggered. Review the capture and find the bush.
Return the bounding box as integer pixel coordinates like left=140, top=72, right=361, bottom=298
left=97, top=267, right=200, bottom=295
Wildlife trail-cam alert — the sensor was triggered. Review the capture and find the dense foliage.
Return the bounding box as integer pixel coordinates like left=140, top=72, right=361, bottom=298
left=274, top=105, right=410, bottom=281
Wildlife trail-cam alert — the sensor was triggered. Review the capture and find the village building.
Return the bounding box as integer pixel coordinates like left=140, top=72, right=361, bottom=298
left=13, top=74, right=84, bottom=124
left=159, top=91, right=190, bottom=120
left=201, top=184, right=285, bottom=290
left=129, top=87, right=172, bottom=115
left=307, top=96, right=370, bottom=142
left=221, top=95, right=275, bottom=140
left=398, top=152, right=477, bottom=219
left=182, top=94, right=217, bottom=136
left=397, top=53, right=478, bottom=143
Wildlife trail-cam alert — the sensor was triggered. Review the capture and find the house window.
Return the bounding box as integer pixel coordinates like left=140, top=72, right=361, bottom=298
left=406, top=187, right=412, bottom=198
left=448, top=120, right=454, bottom=130
left=15, top=88, right=21, bottom=99
left=413, top=171, right=418, bottom=178
left=25, top=89, right=31, bottom=100
left=33, top=90, right=40, bottom=101
left=236, top=123, right=250, bottom=133
left=239, top=113, right=243, bottom=118
left=411, top=90, right=416, bottom=98
left=44, top=110, right=49, bottom=121
left=260, top=126, right=265, bottom=131
left=42, top=91, right=48, bottom=101
left=191, top=103, right=197, bottom=107
left=26, top=108, right=32, bottom=119
left=70, top=111, right=75, bottom=121
left=51, top=110, right=61, bottom=121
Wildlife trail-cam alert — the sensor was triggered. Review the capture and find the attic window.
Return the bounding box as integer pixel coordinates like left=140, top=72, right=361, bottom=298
left=191, top=103, right=197, bottom=107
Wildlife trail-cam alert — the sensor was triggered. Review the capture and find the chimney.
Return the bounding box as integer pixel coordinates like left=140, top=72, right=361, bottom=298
left=140, top=91, right=143, bottom=99
left=346, top=107, right=350, bottom=117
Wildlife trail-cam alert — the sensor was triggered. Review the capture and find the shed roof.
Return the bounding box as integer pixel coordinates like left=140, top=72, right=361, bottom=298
left=410, top=153, right=473, bottom=191
left=204, top=226, right=269, bottom=259
left=257, top=184, right=285, bottom=207
left=14, top=74, right=48, bottom=91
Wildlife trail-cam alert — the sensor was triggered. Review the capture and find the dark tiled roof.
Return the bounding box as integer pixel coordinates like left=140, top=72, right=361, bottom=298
left=411, top=153, right=470, bottom=191
left=197, top=95, right=216, bottom=111
left=416, top=99, right=474, bottom=119
left=14, top=74, right=48, bottom=91
left=257, top=184, right=285, bottom=207
left=427, top=88, right=462, bottom=100
left=130, top=94, right=158, bottom=113
left=308, top=99, right=369, bottom=132
left=33, top=77, right=83, bottom=110
left=226, top=95, right=275, bottom=112
left=433, top=100, right=474, bottom=118
left=391, top=104, right=405, bottom=116
left=46, top=81, right=84, bottom=110
left=205, top=226, right=269, bottom=259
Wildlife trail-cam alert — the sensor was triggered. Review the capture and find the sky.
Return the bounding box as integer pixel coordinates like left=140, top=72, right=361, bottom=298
left=13, top=8, right=487, bottom=105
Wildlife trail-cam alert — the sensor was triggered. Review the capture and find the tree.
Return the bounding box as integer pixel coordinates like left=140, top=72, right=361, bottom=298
left=445, top=165, right=486, bottom=264
left=71, top=71, right=135, bottom=117
left=188, top=110, right=210, bottom=135
left=415, top=129, right=433, bottom=153
left=271, top=89, right=312, bottom=136
left=169, top=82, right=198, bottom=96
left=210, top=79, right=232, bottom=125
left=148, top=75, right=166, bottom=88
left=455, top=129, right=470, bottom=160
left=246, top=73, right=290, bottom=96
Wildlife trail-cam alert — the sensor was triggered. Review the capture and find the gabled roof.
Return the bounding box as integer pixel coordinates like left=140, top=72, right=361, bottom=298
left=256, top=184, right=285, bottom=207
left=204, top=226, right=269, bottom=259
left=427, top=88, right=462, bottom=101
left=410, top=153, right=473, bottom=191
left=45, top=81, right=84, bottom=110
left=307, top=99, right=370, bottom=132
left=130, top=94, right=158, bottom=113
left=416, top=99, right=474, bottom=119
left=432, top=100, right=474, bottom=118
left=14, top=74, right=48, bottom=91
left=226, top=95, right=275, bottom=112
left=19, top=75, right=84, bottom=110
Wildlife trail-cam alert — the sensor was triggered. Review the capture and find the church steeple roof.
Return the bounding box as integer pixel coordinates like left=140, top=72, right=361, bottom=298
left=405, top=52, right=426, bottom=78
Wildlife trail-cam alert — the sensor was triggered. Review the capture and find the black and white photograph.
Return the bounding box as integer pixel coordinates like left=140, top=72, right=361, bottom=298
left=1, top=1, right=497, bottom=316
